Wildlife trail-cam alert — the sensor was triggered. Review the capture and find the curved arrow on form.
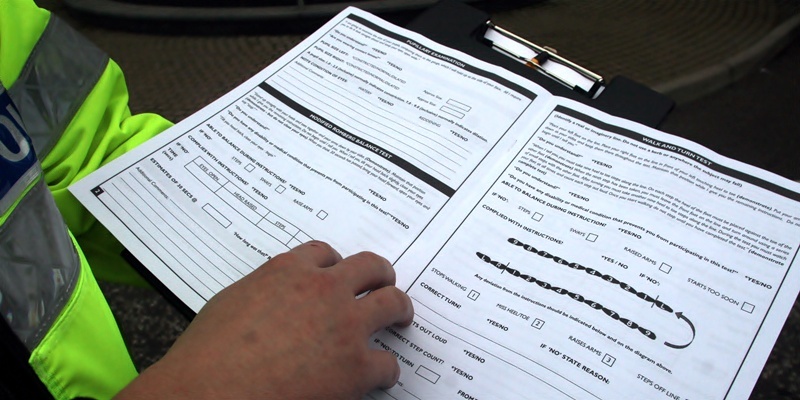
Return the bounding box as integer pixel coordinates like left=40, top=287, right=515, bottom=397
left=664, top=312, right=696, bottom=349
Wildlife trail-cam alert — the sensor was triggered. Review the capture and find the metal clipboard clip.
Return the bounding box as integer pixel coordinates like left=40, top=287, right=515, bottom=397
left=483, top=21, right=605, bottom=98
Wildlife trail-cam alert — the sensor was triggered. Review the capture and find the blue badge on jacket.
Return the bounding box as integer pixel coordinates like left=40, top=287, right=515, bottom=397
left=0, top=86, right=38, bottom=205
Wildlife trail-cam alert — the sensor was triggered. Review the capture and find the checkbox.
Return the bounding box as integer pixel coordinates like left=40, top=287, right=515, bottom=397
left=659, top=263, right=672, bottom=274
left=586, top=233, right=598, bottom=242
left=532, top=212, right=543, bottom=222
left=602, top=354, right=616, bottom=367
left=317, top=210, right=328, bottom=220
left=532, top=318, right=545, bottom=329
left=742, top=302, right=755, bottom=314
left=245, top=163, right=255, bottom=172
left=276, top=185, right=286, bottom=193
left=468, top=290, right=480, bottom=301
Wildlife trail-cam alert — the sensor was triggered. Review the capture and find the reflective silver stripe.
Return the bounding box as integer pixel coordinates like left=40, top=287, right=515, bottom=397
left=0, top=179, right=80, bottom=350
left=0, top=160, right=38, bottom=217
left=7, top=15, right=109, bottom=159
left=1, top=81, right=80, bottom=349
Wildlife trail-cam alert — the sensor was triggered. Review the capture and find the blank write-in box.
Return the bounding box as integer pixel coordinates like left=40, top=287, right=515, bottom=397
left=416, top=366, right=440, bottom=384
left=202, top=204, right=231, bottom=228
left=446, top=98, right=471, bottom=112
left=440, top=106, right=465, bottom=119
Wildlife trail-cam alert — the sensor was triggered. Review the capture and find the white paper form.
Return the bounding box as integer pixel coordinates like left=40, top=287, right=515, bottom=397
left=373, top=99, right=800, bottom=400
left=69, top=6, right=800, bottom=399
left=69, top=9, right=545, bottom=312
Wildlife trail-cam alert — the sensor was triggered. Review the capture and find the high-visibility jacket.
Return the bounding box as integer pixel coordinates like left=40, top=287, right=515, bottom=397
left=1, top=1, right=172, bottom=398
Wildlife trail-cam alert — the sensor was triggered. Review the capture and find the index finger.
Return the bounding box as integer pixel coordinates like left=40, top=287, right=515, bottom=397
left=289, top=240, right=343, bottom=268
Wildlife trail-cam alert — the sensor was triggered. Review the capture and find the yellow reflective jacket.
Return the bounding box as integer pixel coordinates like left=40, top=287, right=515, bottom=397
left=1, top=1, right=172, bottom=398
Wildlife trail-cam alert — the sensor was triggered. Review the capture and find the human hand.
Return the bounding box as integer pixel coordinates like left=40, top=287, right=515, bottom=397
left=116, top=241, right=414, bottom=399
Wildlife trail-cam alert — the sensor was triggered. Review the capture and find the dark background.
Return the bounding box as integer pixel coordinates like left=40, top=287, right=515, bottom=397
left=36, top=0, right=800, bottom=398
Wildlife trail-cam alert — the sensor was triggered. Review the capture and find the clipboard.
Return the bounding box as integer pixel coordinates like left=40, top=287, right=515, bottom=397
left=405, top=0, right=675, bottom=128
